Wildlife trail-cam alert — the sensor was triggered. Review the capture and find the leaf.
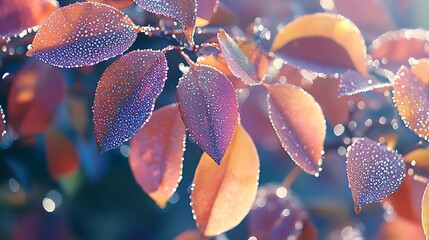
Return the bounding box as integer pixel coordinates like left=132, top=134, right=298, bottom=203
left=93, top=50, right=167, bottom=153
left=174, top=230, right=204, bottom=240
left=27, top=2, right=137, bottom=68
left=134, top=0, right=196, bottom=45
left=377, top=216, right=426, bottom=240
left=410, top=58, right=429, bottom=85
left=196, top=0, right=219, bottom=27
left=265, top=84, right=326, bottom=175
left=45, top=129, right=80, bottom=180
left=0, top=105, right=5, bottom=142
left=392, top=66, right=429, bottom=141
left=404, top=148, right=429, bottom=174
left=176, top=63, right=238, bottom=164
left=370, top=29, right=429, bottom=73
left=346, top=138, right=405, bottom=213
left=271, top=13, right=367, bottom=75
left=0, top=0, right=58, bottom=38
left=129, top=104, right=186, bottom=208
left=422, top=183, right=429, bottom=239
left=338, top=70, right=392, bottom=96
left=7, top=61, right=66, bottom=135
left=217, top=29, right=259, bottom=86
left=88, top=0, right=134, bottom=8
left=248, top=184, right=310, bottom=240
left=191, top=125, right=259, bottom=237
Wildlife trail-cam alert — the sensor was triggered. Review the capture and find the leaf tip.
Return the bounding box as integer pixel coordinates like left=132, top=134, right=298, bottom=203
left=354, top=204, right=361, bottom=214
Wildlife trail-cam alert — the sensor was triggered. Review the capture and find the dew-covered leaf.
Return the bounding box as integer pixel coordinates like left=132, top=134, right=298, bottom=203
left=93, top=50, right=167, bottom=153
left=7, top=61, right=66, bottom=135
left=196, top=0, right=219, bottom=27
left=392, top=66, right=429, bottom=141
left=27, top=2, right=137, bottom=68
left=422, top=183, right=429, bottom=239
left=88, top=0, right=134, bottom=8
left=45, top=129, right=80, bottom=180
left=346, top=138, right=405, bottom=213
left=177, top=64, right=238, bottom=164
left=248, top=184, right=311, bottom=240
left=411, top=58, right=429, bottom=85
left=174, top=230, right=204, bottom=240
left=370, top=29, right=429, bottom=73
left=0, top=0, right=58, bottom=38
left=266, top=84, right=326, bottom=175
left=129, top=104, right=186, bottom=208
left=191, top=125, right=259, bottom=237
left=338, top=70, right=392, bottom=96
left=0, top=105, right=5, bottom=142
left=134, top=0, right=196, bottom=45
left=218, top=29, right=259, bottom=86
left=271, top=13, right=367, bottom=75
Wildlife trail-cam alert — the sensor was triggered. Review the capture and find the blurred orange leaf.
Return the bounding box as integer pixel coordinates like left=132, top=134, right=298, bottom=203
left=377, top=216, right=426, bottom=240
left=422, top=183, right=429, bottom=238
left=88, top=0, right=134, bottom=8
left=191, top=124, right=259, bottom=237
left=196, top=0, right=219, bottom=27
left=265, top=84, right=326, bottom=175
left=411, top=58, right=429, bottom=85
left=174, top=230, right=204, bottom=240
left=129, top=104, right=186, bottom=208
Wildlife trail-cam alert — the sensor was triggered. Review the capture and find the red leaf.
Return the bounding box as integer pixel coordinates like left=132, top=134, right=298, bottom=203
left=93, top=50, right=167, bottom=152
left=177, top=63, right=238, bottom=164
left=0, top=105, right=5, bottom=142
left=346, top=138, right=405, bottom=213
left=27, top=2, right=137, bottom=68
left=7, top=61, right=66, bottom=135
left=134, top=0, right=196, bottom=45
left=217, top=29, right=259, bottom=86
left=265, top=84, right=326, bottom=175
left=0, top=0, right=58, bottom=38
left=45, top=129, right=80, bottom=180
left=191, top=125, right=259, bottom=237
left=196, top=0, right=219, bottom=27
left=88, top=0, right=134, bottom=8
left=129, top=104, right=186, bottom=208
left=392, top=66, right=429, bottom=141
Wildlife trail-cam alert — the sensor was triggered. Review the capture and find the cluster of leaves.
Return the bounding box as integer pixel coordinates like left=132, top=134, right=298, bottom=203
left=3, top=0, right=429, bottom=238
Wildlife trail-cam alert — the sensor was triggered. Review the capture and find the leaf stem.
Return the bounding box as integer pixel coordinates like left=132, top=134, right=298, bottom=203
left=282, top=166, right=302, bottom=189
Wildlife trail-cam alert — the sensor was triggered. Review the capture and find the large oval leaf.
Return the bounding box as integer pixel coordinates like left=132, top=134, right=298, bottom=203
left=265, top=84, right=326, bottom=175
left=0, top=0, right=58, bottom=38
left=27, top=2, right=137, bottom=68
left=346, top=138, right=405, bottom=213
left=134, top=0, right=196, bottom=45
left=392, top=66, right=429, bottom=141
left=93, top=50, right=167, bottom=152
left=177, top=64, right=238, bottom=164
left=0, top=105, right=5, bottom=142
left=191, top=125, right=259, bottom=237
left=129, top=104, right=186, bottom=208
left=45, top=129, right=80, bottom=180
left=271, top=13, right=367, bottom=75
left=422, top=183, right=429, bottom=239
left=217, top=29, right=259, bottom=86
left=7, top=61, right=66, bottom=135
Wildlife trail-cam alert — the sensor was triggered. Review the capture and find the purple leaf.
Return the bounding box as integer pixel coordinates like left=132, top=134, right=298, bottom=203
left=93, top=50, right=167, bottom=153
left=338, top=70, right=392, bottom=96
left=346, top=138, right=405, bottom=213
left=27, top=2, right=137, bottom=68
left=177, top=64, right=238, bottom=164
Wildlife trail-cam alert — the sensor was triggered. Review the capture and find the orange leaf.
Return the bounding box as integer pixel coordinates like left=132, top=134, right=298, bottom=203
left=265, top=84, right=326, bottom=175
left=422, top=183, right=429, bottom=238
left=271, top=13, right=367, bottom=75
left=129, top=104, right=186, bottom=208
left=174, top=230, right=204, bottom=240
left=404, top=148, right=429, bottom=174
left=376, top=216, right=426, bottom=240
left=88, top=0, right=134, bottom=8
left=191, top=124, right=260, bottom=237
left=411, top=58, right=429, bottom=85
left=45, top=129, right=80, bottom=180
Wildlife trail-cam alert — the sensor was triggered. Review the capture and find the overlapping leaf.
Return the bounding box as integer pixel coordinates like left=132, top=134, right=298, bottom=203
left=93, top=50, right=167, bottom=153
left=27, top=2, right=137, bottom=68
left=196, top=0, right=219, bottom=27
left=177, top=63, right=238, bottom=164
left=392, top=66, right=429, bottom=141
left=217, top=29, right=259, bottom=86
left=191, top=125, right=259, bottom=237
left=0, top=105, right=5, bottom=142
left=266, top=84, right=326, bottom=175
left=7, top=61, right=66, bottom=135
left=88, top=0, right=134, bottom=8
left=134, top=0, right=196, bottom=45
left=271, top=13, right=367, bottom=75
left=410, top=58, right=429, bottom=85
left=338, top=70, right=391, bottom=96
left=248, top=184, right=316, bottom=240
left=0, top=0, right=58, bottom=38
left=45, top=129, right=80, bottom=180
left=422, top=184, right=429, bottom=239
left=129, top=104, right=186, bottom=208
left=346, top=138, right=405, bottom=213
